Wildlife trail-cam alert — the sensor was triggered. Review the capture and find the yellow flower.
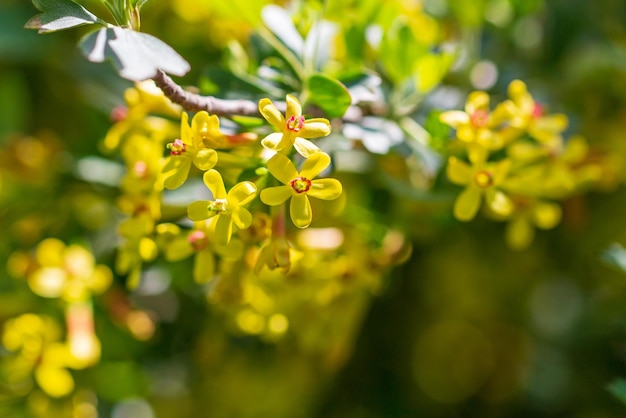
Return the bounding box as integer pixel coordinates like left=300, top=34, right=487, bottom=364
left=504, top=79, right=568, bottom=144
left=255, top=236, right=292, bottom=274
left=439, top=91, right=511, bottom=150
left=504, top=197, right=562, bottom=250
left=27, top=238, right=112, bottom=303
left=157, top=220, right=243, bottom=283
left=2, top=314, right=82, bottom=398
left=104, top=80, right=181, bottom=151
left=187, top=170, right=257, bottom=244
left=260, top=152, right=342, bottom=228
left=447, top=151, right=513, bottom=222
left=258, top=94, right=331, bottom=157
left=161, top=111, right=220, bottom=190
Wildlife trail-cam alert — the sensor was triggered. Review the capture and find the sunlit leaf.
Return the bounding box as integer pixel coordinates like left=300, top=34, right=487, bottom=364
left=79, top=27, right=190, bottom=81
left=607, top=378, right=626, bottom=406
left=25, top=0, right=102, bottom=33
left=306, top=73, right=352, bottom=118
left=261, top=4, right=303, bottom=56
left=601, top=243, right=626, bottom=273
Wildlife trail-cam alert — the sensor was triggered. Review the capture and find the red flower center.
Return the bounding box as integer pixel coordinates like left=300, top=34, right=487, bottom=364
left=290, top=177, right=311, bottom=193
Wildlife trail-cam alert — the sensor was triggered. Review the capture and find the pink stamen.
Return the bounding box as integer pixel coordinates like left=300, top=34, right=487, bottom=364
left=286, top=115, right=305, bottom=132
left=167, top=139, right=186, bottom=155
left=188, top=230, right=209, bottom=251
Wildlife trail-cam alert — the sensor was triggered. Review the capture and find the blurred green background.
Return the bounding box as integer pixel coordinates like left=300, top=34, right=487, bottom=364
left=3, top=0, right=626, bottom=417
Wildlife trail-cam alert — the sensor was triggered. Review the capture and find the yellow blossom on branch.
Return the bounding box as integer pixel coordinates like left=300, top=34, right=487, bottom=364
left=27, top=238, right=112, bottom=303
left=161, top=111, right=220, bottom=190
left=187, top=170, right=257, bottom=244
left=447, top=150, right=513, bottom=222
left=504, top=79, right=569, bottom=144
left=260, top=152, right=342, bottom=228
left=439, top=91, right=511, bottom=150
left=258, top=94, right=331, bottom=157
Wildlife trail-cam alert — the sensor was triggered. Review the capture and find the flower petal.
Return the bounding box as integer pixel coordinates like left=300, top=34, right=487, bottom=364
left=163, top=159, right=191, bottom=190
left=215, top=238, right=243, bottom=259
left=308, top=178, right=342, bottom=200
left=532, top=201, right=562, bottom=229
left=165, top=237, right=194, bottom=261
left=267, top=153, right=298, bottom=184
left=453, top=186, right=482, bottom=221
left=506, top=216, right=534, bottom=250
left=259, top=98, right=285, bottom=128
left=35, top=364, right=74, bottom=398
left=233, top=207, right=253, bottom=229
left=260, top=185, right=292, bottom=206
left=192, top=111, right=223, bottom=148
left=439, top=110, right=470, bottom=128
left=446, top=156, right=472, bottom=185
left=485, top=188, right=513, bottom=216
left=203, top=169, right=227, bottom=199
left=193, top=149, right=218, bottom=171
left=29, top=267, right=66, bottom=298
left=285, top=94, right=302, bottom=119
left=215, top=214, right=233, bottom=244
left=293, top=137, right=321, bottom=158
left=300, top=151, right=330, bottom=179
left=228, top=181, right=257, bottom=206
left=187, top=200, right=213, bottom=221
left=300, top=119, right=331, bottom=139
left=261, top=132, right=290, bottom=152
left=290, top=194, right=312, bottom=228
left=465, top=91, right=489, bottom=114
left=193, top=250, right=215, bottom=284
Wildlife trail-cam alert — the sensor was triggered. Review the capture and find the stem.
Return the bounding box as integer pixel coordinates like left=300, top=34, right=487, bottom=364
left=152, top=70, right=285, bottom=117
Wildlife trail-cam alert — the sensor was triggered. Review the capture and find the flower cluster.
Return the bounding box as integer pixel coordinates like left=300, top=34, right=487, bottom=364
left=106, top=85, right=345, bottom=288
left=441, top=80, right=604, bottom=249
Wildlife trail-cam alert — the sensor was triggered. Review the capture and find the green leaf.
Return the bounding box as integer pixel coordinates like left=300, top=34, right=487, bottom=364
left=306, top=73, right=352, bottom=119
left=79, top=27, right=190, bottom=81
left=607, top=378, right=626, bottom=406
left=24, top=0, right=101, bottom=34
left=602, top=243, right=626, bottom=273
left=261, top=5, right=303, bottom=57
left=414, top=52, right=454, bottom=93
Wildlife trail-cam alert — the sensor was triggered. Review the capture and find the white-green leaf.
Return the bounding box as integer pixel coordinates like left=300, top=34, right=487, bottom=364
left=80, top=27, right=190, bottom=81
left=25, top=0, right=101, bottom=34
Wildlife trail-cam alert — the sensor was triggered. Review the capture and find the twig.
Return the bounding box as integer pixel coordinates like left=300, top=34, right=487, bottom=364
left=152, top=69, right=283, bottom=117
left=152, top=69, right=368, bottom=121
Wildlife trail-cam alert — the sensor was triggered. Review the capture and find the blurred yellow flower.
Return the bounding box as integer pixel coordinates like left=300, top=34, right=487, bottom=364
left=440, top=91, right=511, bottom=150
left=27, top=239, right=112, bottom=303
left=260, top=152, right=342, bottom=228
left=2, top=314, right=94, bottom=398
left=158, top=220, right=244, bottom=283
left=504, top=197, right=562, bottom=250
left=258, top=95, right=331, bottom=157
left=504, top=79, right=569, bottom=144
left=447, top=151, right=513, bottom=222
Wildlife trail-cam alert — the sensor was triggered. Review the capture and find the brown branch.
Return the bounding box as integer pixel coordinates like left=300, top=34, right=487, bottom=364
left=152, top=69, right=284, bottom=117
left=152, top=69, right=369, bottom=121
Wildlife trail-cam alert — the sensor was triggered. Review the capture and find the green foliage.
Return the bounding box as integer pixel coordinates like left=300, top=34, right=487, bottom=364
left=25, top=0, right=102, bottom=33
left=305, top=73, right=351, bottom=118
left=80, top=27, right=190, bottom=81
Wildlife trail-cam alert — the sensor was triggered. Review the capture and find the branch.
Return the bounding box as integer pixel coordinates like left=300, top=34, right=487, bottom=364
left=152, top=69, right=367, bottom=121
left=152, top=69, right=283, bottom=117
